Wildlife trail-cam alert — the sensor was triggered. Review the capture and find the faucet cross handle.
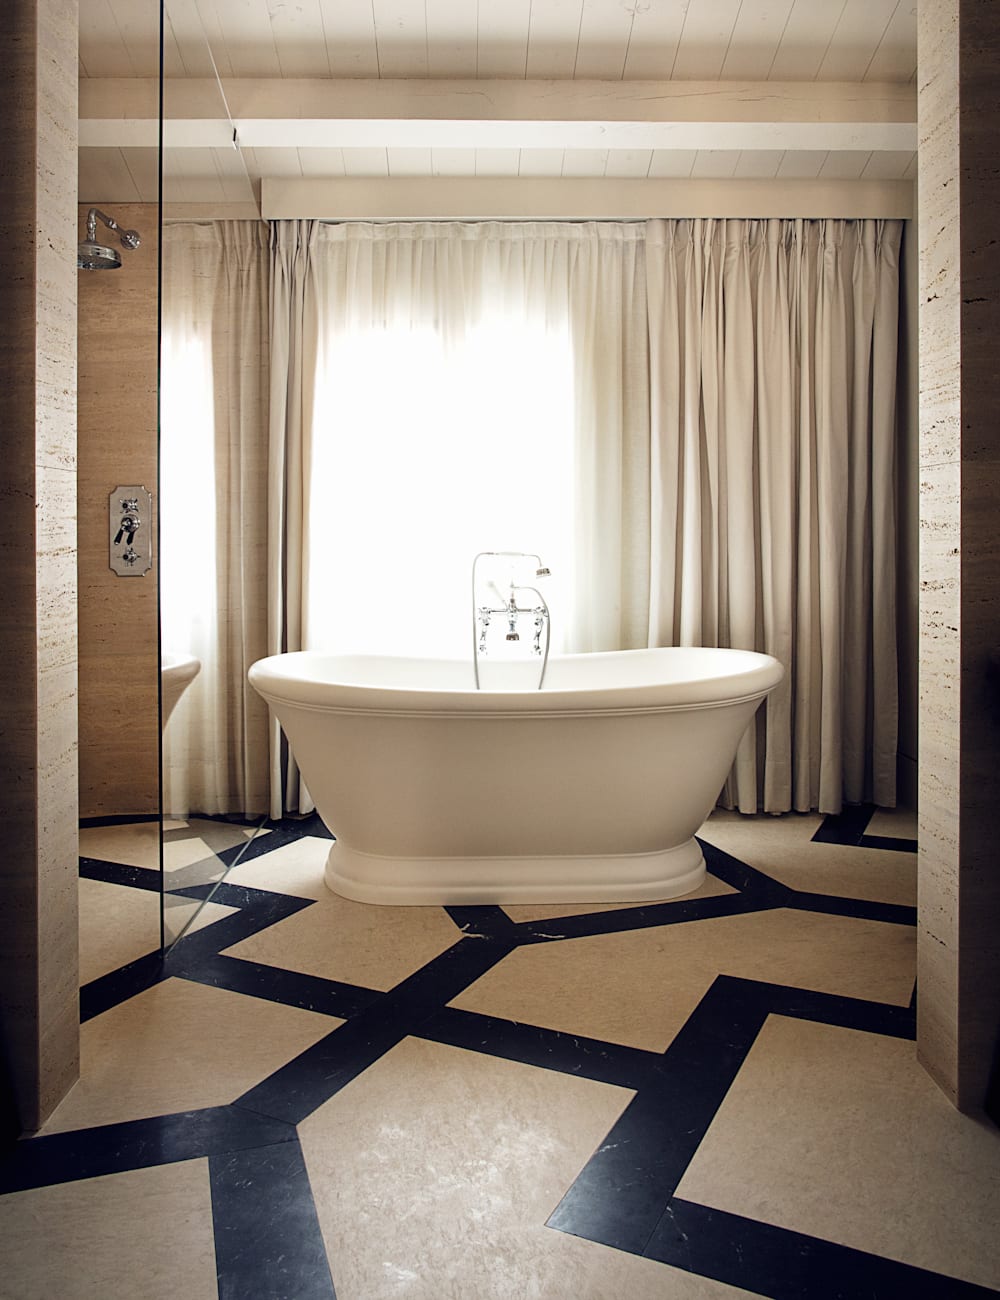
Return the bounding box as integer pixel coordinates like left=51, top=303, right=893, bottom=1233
left=533, top=607, right=547, bottom=655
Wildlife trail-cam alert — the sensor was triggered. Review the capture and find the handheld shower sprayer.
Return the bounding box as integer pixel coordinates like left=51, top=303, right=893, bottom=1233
left=78, top=208, right=142, bottom=270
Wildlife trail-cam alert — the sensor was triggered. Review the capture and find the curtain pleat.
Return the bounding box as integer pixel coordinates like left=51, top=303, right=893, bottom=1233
left=267, top=219, right=319, bottom=817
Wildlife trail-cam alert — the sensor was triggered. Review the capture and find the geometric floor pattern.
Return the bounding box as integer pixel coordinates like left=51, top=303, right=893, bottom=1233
left=2, top=804, right=1000, bottom=1298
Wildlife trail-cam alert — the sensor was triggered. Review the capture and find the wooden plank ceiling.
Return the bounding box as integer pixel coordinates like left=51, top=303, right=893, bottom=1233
left=78, top=0, right=918, bottom=208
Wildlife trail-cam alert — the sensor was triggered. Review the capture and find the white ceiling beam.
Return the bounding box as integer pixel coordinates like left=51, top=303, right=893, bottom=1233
left=82, top=77, right=917, bottom=123
left=80, top=77, right=916, bottom=153
left=86, top=117, right=916, bottom=152
left=261, top=176, right=915, bottom=221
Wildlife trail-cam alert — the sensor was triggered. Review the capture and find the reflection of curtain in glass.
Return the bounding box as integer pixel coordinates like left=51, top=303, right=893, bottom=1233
left=268, top=220, right=649, bottom=816
left=646, top=218, right=901, bottom=814
left=160, top=221, right=270, bottom=817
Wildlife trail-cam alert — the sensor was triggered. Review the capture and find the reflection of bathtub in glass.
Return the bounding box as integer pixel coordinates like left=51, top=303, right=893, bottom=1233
left=161, top=651, right=201, bottom=728
left=249, top=646, right=784, bottom=906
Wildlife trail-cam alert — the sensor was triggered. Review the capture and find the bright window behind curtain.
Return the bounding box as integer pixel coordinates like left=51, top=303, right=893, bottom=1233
left=306, top=314, right=576, bottom=659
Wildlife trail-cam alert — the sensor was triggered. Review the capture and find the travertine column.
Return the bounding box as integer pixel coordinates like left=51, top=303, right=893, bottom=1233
left=918, top=0, right=1000, bottom=1111
left=0, top=0, right=80, bottom=1131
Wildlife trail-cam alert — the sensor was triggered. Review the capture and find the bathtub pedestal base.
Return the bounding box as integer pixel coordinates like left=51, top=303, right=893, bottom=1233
left=324, top=838, right=706, bottom=906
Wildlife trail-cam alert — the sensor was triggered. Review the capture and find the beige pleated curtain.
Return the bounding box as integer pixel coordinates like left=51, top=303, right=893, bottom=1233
left=160, top=215, right=901, bottom=819
left=160, top=221, right=271, bottom=817
left=646, top=218, right=900, bottom=813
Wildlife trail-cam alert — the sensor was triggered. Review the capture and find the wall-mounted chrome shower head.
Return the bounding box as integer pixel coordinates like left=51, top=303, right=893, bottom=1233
left=77, top=208, right=141, bottom=270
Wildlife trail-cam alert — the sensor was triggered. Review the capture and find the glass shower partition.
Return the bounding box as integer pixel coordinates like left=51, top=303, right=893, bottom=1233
left=158, top=0, right=267, bottom=947
left=76, top=0, right=163, bottom=977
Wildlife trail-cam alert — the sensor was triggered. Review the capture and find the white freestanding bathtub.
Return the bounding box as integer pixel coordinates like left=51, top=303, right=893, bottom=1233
left=249, top=647, right=783, bottom=906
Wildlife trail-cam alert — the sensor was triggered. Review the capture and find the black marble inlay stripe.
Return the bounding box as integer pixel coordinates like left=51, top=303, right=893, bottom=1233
left=645, top=1198, right=1000, bottom=1299
left=783, top=892, right=918, bottom=928
left=699, top=839, right=796, bottom=898
left=80, top=950, right=166, bottom=1023
left=211, top=1139, right=336, bottom=1300
left=179, top=954, right=383, bottom=1020
left=0, top=1106, right=296, bottom=1194
left=859, top=833, right=919, bottom=854
left=700, top=840, right=918, bottom=927
left=445, top=904, right=522, bottom=940
left=812, top=803, right=876, bottom=845
left=235, top=934, right=517, bottom=1127
left=512, top=889, right=775, bottom=944
left=548, top=974, right=918, bottom=1258
left=79, top=814, right=160, bottom=828
left=420, top=1006, right=657, bottom=1091
left=548, top=976, right=771, bottom=1255
left=754, top=977, right=917, bottom=1041
left=79, top=857, right=161, bottom=892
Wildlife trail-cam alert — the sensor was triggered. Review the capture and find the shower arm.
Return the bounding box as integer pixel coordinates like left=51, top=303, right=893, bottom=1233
left=86, top=207, right=141, bottom=249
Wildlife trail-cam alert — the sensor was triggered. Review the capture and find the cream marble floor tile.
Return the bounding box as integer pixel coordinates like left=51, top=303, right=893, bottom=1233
left=41, top=977, right=338, bottom=1135
left=451, top=908, right=915, bottom=1053
left=0, top=1159, right=217, bottom=1300
left=699, top=810, right=917, bottom=906
left=221, top=879, right=463, bottom=993
left=79, top=877, right=160, bottom=985
left=163, top=837, right=226, bottom=877
left=299, top=1037, right=756, bottom=1300
left=79, top=821, right=160, bottom=869
left=676, top=1016, right=1000, bottom=1290
left=223, top=834, right=331, bottom=898
left=503, top=871, right=736, bottom=923
left=185, top=898, right=240, bottom=932
left=866, top=805, right=919, bottom=840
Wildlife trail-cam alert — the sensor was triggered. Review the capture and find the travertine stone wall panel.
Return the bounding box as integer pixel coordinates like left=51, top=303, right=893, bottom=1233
left=0, top=0, right=81, bottom=1131
left=917, top=0, right=1000, bottom=1111
left=77, top=202, right=159, bottom=818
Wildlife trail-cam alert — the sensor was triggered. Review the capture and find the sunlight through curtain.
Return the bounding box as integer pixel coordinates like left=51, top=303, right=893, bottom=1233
left=269, top=219, right=648, bottom=816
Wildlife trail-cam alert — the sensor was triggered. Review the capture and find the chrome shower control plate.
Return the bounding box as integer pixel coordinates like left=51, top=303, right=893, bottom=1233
left=109, top=484, right=152, bottom=576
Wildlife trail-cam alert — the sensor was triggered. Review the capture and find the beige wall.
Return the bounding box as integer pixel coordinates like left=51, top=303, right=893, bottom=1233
left=0, top=0, right=80, bottom=1132
left=78, top=203, right=160, bottom=818
left=917, top=0, right=1000, bottom=1111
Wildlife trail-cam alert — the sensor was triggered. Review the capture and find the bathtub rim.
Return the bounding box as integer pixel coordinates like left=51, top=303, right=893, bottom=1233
left=249, top=646, right=784, bottom=717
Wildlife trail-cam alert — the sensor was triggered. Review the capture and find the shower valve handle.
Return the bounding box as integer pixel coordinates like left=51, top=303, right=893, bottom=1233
left=114, top=512, right=141, bottom=546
